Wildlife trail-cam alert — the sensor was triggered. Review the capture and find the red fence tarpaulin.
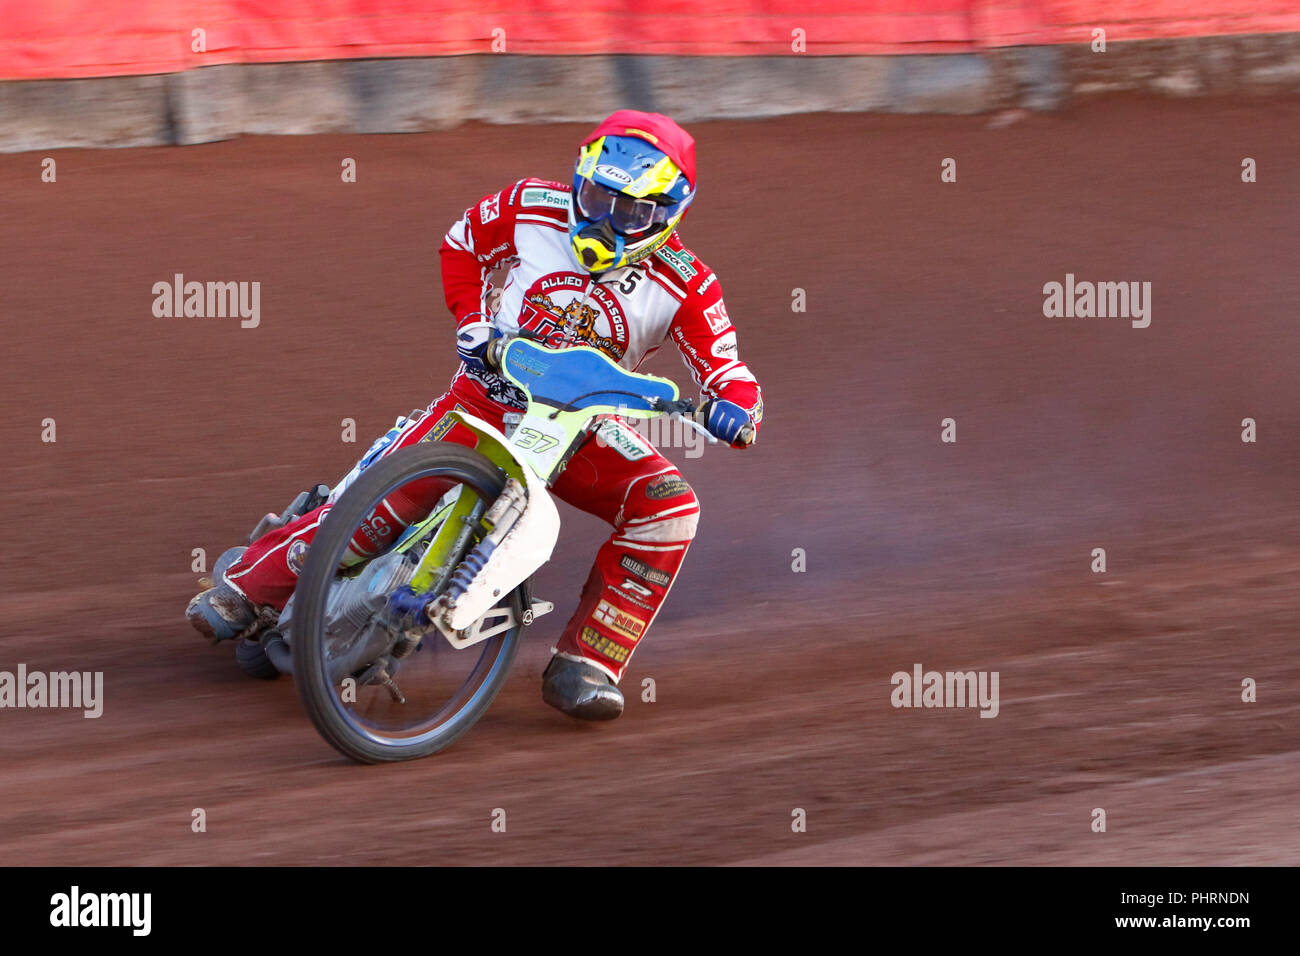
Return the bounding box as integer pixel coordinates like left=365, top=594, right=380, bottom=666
left=1, top=0, right=1298, bottom=80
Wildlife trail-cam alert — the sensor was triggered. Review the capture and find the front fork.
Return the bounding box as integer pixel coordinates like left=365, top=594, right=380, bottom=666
left=384, top=476, right=552, bottom=651
left=383, top=485, right=486, bottom=633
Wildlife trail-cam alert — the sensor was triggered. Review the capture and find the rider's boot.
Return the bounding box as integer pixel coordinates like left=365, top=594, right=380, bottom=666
left=541, top=653, right=625, bottom=721
left=186, top=547, right=269, bottom=644
left=186, top=583, right=260, bottom=644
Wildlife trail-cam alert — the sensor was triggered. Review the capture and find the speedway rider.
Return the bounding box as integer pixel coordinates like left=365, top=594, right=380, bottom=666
left=188, top=110, right=765, bottom=721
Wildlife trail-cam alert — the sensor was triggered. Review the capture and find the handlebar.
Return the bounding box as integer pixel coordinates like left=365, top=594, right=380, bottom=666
left=649, top=397, right=697, bottom=417
left=488, top=336, right=740, bottom=445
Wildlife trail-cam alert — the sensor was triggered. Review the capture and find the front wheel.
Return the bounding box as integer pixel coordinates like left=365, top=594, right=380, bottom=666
left=292, top=443, right=524, bottom=764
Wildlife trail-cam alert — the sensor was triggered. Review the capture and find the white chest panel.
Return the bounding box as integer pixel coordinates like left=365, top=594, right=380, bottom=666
left=492, top=223, right=678, bottom=371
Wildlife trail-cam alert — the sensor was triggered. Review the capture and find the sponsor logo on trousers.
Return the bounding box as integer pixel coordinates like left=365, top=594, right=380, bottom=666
left=619, top=555, right=671, bottom=588
left=581, top=626, right=630, bottom=664
left=646, top=474, right=691, bottom=499
left=594, top=600, right=646, bottom=642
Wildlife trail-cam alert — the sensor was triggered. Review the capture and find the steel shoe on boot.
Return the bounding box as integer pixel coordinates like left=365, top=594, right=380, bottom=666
left=186, top=582, right=259, bottom=644
left=542, top=654, right=625, bottom=721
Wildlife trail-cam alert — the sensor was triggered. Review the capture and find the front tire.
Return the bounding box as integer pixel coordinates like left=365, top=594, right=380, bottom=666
left=292, top=443, right=524, bottom=764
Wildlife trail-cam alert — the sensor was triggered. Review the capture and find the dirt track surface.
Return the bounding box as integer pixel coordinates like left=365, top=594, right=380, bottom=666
left=2, top=99, right=1298, bottom=865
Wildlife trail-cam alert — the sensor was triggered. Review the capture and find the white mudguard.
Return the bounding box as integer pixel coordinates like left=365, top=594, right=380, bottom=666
left=441, top=411, right=561, bottom=632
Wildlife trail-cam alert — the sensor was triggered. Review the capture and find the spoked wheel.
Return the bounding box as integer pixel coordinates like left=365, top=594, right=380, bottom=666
left=292, top=443, right=524, bottom=764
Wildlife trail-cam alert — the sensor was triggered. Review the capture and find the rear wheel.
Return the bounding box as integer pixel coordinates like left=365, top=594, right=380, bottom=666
left=292, top=444, right=524, bottom=764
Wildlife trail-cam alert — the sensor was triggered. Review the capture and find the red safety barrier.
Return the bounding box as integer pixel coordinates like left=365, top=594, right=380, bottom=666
left=985, top=1, right=1300, bottom=45
left=1, top=1, right=1298, bottom=80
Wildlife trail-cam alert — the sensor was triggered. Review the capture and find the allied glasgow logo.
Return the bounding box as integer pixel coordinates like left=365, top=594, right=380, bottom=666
left=517, top=272, right=629, bottom=360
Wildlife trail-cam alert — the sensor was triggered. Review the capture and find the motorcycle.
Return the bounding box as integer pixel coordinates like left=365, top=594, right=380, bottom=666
left=216, top=335, right=730, bottom=763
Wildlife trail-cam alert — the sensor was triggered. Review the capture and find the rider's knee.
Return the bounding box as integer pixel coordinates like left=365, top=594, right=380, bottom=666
left=619, top=472, right=700, bottom=543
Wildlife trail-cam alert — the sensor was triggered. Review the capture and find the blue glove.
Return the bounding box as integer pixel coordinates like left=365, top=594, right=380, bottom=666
left=456, top=320, right=502, bottom=373
left=699, top=399, right=755, bottom=447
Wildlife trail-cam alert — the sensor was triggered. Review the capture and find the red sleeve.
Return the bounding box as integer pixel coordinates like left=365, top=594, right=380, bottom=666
left=439, top=180, right=528, bottom=329
left=668, top=265, right=764, bottom=446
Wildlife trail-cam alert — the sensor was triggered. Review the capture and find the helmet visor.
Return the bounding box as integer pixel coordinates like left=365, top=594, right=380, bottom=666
left=575, top=178, right=660, bottom=236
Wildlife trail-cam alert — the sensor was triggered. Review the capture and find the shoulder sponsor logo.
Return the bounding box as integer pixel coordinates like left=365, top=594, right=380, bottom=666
left=695, top=273, right=717, bottom=295
left=655, top=246, right=698, bottom=282
left=594, top=164, right=633, bottom=186
left=594, top=600, right=647, bottom=642
left=479, top=193, right=501, bottom=223
left=710, top=330, right=738, bottom=359
left=619, top=555, right=672, bottom=588
left=646, top=474, right=691, bottom=500
left=520, top=187, right=570, bottom=210
left=702, top=300, right=731, bottom=335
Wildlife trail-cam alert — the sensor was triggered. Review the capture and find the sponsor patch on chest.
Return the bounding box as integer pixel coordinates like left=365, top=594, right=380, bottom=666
left=520, top=187, right=569, bottom=210
left=516, top=271, right=630, bottom=361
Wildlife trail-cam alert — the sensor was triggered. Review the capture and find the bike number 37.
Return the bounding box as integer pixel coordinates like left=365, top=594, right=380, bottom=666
left=508, top=415, right=570, bottom=476
left=513, top=428, right=558, bottom=453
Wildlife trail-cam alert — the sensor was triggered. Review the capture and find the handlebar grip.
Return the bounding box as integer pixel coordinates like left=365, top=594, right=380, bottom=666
left=653, top=398, right=697, bottom=416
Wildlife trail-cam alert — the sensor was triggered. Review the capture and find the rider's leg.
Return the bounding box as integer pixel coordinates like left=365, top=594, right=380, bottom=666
left=187, top=378, right=506, bottom=641
left=543, top=418, right=700, bottom=718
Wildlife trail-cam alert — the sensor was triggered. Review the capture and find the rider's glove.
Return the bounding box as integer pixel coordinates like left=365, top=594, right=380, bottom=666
left=456, top=320, right=502, bottom=373
left=698, top=399, right=756, bottom=448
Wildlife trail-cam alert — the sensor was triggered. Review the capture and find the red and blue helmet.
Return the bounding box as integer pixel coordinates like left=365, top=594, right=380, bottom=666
left=569, top=110, right=697, bottom=273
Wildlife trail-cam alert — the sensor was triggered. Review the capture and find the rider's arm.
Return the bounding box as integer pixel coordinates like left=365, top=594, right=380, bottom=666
left=668, top=270, right=764, bottom=448
left=439, top=180, right=531, bottom=329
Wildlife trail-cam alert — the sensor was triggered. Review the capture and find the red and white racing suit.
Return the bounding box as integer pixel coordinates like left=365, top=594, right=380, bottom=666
left=226, top=178, right=764, bottom=680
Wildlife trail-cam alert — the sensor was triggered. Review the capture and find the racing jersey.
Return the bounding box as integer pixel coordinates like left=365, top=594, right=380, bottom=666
left=439, top=177, right=763, bottom=440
